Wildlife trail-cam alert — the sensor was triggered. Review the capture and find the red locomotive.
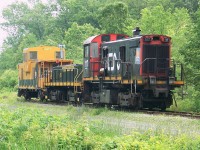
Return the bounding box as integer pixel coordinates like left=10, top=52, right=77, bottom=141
left=82, top=28, right=184, bottom=110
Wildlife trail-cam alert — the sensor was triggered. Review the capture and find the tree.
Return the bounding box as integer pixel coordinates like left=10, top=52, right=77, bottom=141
left=98, top=2, right=128, bottom=33
left=181, top=9, right=200, bottom=88
left=140, top=6, right=172, bottom=35
left=171, top=0, right=199, bottom=16
left=63, top=23, right=100, bottom=63
left=1, top=2, right=29, bottom=37
left=0, top=69, right=18, bottom=90
left=140, top=6, right=192, bottom=61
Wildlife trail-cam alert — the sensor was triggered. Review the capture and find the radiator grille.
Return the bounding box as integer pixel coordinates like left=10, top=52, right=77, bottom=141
left=142, top=45, right=169, bottom=75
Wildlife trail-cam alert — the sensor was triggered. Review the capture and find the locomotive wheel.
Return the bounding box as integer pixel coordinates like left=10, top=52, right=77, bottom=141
left=138, top=95, right=143, bottom=109
left=160, top=103, right=166, bottom=111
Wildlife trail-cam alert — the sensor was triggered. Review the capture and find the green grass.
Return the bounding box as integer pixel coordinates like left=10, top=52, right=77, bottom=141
left=0, top=92, right=200, bottom=149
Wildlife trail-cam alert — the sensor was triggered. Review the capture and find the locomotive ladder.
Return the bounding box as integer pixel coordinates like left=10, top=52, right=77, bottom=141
left=74, top=69, right=83, bottom=94
left=40, top=61, right=45, bottom=88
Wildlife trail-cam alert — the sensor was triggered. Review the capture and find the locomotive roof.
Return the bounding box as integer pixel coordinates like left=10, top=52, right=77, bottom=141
left=102, top=36, right=141, bottom=45
left=83, top=35, right=98, bottom=45
left=101, top=34, right=171, bottom=45
left=83, top=34, right=129, bottom=45
left=84, top=34, right=170, bottom=45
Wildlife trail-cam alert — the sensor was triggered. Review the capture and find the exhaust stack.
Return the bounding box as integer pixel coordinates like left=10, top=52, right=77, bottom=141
left=133, top=27, right=141, bottom=37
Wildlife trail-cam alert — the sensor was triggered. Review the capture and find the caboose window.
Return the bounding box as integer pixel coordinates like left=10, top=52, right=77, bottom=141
left=30, top=51, right=37, bottom=60
left=101, top=35, right=110, bottom=42
left=23, top=53, right=27, bottom=62
left=56, top=52, right=61, bottom=59
left=84, top=45, right=89, bottom=57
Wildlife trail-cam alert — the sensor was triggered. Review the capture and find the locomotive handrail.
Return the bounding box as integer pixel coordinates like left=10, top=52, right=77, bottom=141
left=89, top=57, right=183, bottom=83
left=139, top=58, right=184, bottom=81
left=73, top=68, right=79, bottom=94
left=74, top=69, right=83, bottom=94
left=140, top=58, right=170, bottom=66
left=140, top=58, right=170, bottom=76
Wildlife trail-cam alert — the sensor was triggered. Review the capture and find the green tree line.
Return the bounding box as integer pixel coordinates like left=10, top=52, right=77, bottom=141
left=0, top=0, right=199, bottom=111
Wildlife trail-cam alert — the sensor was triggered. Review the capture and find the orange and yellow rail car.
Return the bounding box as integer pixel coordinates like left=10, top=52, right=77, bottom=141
left=17, top=46, right=73, bottom=100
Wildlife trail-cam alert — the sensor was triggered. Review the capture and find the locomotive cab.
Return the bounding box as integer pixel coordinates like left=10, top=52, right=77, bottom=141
left=83, top=34, right=129, bottom=79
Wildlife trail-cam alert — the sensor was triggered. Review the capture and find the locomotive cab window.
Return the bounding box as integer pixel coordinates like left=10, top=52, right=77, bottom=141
left=117, top=35, right=125, bottom=40
left=91, top=43, right=98, bottom=58
left=101, top=35, right=110, bottom=42
left=84, top=45, right=90, bottom=58
left=30, top=51, right=37, bottom=60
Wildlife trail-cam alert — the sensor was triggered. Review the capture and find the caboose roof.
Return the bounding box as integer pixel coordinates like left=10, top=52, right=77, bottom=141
left=23, top=46, right=62, bottom=53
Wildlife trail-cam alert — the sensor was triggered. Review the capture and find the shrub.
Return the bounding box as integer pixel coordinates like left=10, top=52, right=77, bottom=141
left=0, top=107, right=200, bottom=149
left=0, top=69, right=18, bottom=91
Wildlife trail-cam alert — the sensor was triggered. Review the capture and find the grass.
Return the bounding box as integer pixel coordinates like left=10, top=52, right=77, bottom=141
left=0, top=92, right=200, bottom=149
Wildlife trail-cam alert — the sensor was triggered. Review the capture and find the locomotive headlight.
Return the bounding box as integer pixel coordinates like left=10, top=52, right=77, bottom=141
left=144, top=37, right=151, bottom=42
left=100, top=68, right=104, bottom=73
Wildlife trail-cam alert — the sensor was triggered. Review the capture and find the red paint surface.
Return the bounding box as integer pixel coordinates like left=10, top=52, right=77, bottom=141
left=140, top=35, right=171, bottom=77
left=85, top=34, right=129, bottom=77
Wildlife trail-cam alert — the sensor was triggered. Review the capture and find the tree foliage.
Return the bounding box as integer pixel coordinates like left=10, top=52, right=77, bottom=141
left=0, top=69, right=18, bottom=90
left=63, top=23, right=100, bottom=63
left=140, top=6, right=192, bottom=61
left=98, top=2, right=128, bottom=33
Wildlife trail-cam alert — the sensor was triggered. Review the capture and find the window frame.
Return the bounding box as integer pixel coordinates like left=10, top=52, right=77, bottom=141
left=101, top=35, right=110, bottom=42
left=90, top=43, right=98, bottom=58
left=84, top=45, right=90, bottom=58
left=30, top=51, right=37, bottom=60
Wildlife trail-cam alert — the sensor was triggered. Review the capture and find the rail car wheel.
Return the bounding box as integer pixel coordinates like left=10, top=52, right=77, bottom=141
left=38, top=90, right=45, bottom=101
left=24, top=92, right=30, bottom=101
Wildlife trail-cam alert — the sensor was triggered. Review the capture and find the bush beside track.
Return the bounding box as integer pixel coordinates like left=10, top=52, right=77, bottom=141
left=0, top=92, right=200, bottom=149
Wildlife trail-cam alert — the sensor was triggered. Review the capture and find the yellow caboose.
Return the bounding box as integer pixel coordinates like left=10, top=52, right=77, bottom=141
left=17, top=46, right=73, bottom=100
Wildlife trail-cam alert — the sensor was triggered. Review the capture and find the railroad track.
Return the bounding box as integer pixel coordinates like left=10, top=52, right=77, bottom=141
left=138, top=110, right=200, bottom=119
left=22, top=99, right=200, bottom=119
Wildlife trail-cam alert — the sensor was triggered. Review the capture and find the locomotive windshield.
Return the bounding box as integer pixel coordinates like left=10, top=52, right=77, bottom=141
left=101, top=35, right=110, bottom=42
left=84, top=45, right=90, bottom=57
left=90, top=43, right=98, bottom=58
